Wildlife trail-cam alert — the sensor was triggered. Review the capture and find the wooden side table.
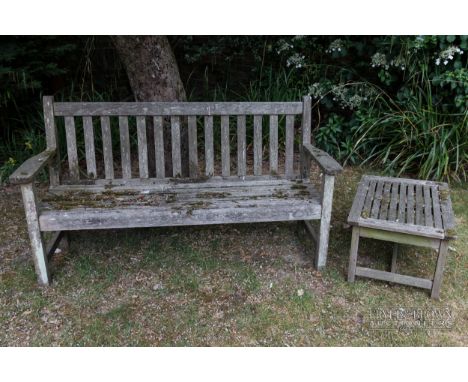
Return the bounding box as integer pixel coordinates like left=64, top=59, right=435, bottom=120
left=347, top=175, right=456, bottom=299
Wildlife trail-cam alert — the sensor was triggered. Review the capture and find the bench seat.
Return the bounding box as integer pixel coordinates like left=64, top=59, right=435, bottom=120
left=39, top=178, right=322, bottom=231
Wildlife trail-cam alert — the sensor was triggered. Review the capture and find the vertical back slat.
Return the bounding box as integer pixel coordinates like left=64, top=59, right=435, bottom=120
left=64, top=116, right=79, bottom=181
left=43, top=96, right=60, bottom=186
left=204, top=116, right=214, bottom=176
left=269, top=115, right=278, bottom=174
left=83, top=116, right=97, bottom=178
left=285, top=115, right=294, bottom=178
left=154, top=116, right=165, bottom=179
left=170, top=116, right=182, bottom=177
left=137, top=116, right=149, bottom=178
left=237, top=115, right=246, bottom=177
left=118, top=116, right=131, bottom=179
left=300, top=95, right=311, bottom=178
left=253, top=115, right=262, bottom=176
left=221, top=115, right=230, bottom=177
left=188, top=116, right=198, bottom=177
left=100, top=116, right=114, bottom=179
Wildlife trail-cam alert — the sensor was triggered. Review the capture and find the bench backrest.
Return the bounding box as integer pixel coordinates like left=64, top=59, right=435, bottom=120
left=43, top=96, right=312, bottom=185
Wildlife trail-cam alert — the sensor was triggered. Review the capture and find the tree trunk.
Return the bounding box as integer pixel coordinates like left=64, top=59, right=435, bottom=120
left=111, top=36, right=188, bottom=176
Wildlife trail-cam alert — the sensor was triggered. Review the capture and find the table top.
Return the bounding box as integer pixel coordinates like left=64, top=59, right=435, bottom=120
left=348, top=175, right=456, bottom=240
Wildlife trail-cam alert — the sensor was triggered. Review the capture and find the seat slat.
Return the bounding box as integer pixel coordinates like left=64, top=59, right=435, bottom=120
left=370, top=181, right=384, bottom=219
left=204, top=116, right=214, bottom=176
left=137, top=116, right=149, bottom=178
left=284, top=115, right=295, bottom=177
left=100, top=116, right=114, bottom=179
left=387, top=182, right=399, bottom=221
left=83, top=116, right=96, bottom=179
left=431, top=185, right=443, bottom=229
left=153, top=116, right=165, bottom=179
left=397, top=182, right=407, bottom=223
left=407, top=183, right=415, bottom=224
left=415, top=184, right=424, bottom=225
left=64, top=116, right=79, bottom=181
left=379, top=182, right=392, bottom=220
left=361, top=180, right=376, bottom=219
left=423, top=185, right=433, bottom=227
left=170, top=116, right=181, bottom=177
left=253, top=115, right=262, bottom=176
left=221, top=115, right=230, bottom=177
left=237, top=115, right=246, bottom=177
left=188, top=116, right=198, bottom=178
left=119, top=116, right=132, bottom=179
left=269, top=115, right=278, bottom=174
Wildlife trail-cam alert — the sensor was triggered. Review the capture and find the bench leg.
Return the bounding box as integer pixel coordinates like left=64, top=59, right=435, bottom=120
left=347, top=226, right=360, bottom=282
left=315, top=174, right=334, bottom=270
left=391, top=244, right=398, bottom=273
left=21, top=183, right=50, bottom=285
left=431, top=240, right=449, bottom=300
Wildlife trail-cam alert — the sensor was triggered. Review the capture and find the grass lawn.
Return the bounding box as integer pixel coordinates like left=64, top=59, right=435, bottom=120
left=0, top=167, right=466, bottom=346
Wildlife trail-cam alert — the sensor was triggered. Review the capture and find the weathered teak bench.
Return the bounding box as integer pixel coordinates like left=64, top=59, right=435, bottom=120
left=347, top=175, right=456, bottom=299
left=10, top=95, right=342, bottom=285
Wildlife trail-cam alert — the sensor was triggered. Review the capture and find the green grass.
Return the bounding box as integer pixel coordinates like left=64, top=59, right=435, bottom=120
left=0, top=167, right=466, bottom=346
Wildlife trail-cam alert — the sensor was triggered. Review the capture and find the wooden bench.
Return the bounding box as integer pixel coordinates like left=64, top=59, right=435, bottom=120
left=10, top=95, right=342, bottom=285
left=347, top=175, right=456, bottom=299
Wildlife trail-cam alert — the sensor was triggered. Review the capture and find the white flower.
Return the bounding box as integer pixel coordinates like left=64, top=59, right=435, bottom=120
left=444, top=60, right=448, bottom=65
left=297, top=289, right=304, bottom=297
left=435, top=58, right=440, bottom=65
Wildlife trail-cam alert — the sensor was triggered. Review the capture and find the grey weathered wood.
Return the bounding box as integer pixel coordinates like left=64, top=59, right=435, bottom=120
left=415, top=184, right=424, bottom=226
left=284, top=115, right=295, bottom=178
left=431, top=240, right=449, bottom=299
left=431, top=185, right=443, bottom=229
left=347, top=226, right=360, bottom=282
left=45, top=231, right=64, bottom=260
left=64, top=116, right=79, bottom=181
left=407, top=183, right=415, bottom=224
left=391, top=244, right=398, bottom=273
left=302, top=143, right=343, bottom=175
left=9, top=149, right=56, bottom=184
left=423, top=185, right=433, bottom=227
left=348, top=177, right=369, bottom=223
left=361, top=180, right=377, bottom=219
left=154, top=116, right=165, bottom=179
left=439, top=184, right=456, bottom=238
left=301, top=95, right=311, bottom=145
left=43, top=96, right=60, bottom=186
left=355, top=267, right=433, bottom=289
left=316, top=174, right=334, bottom=269
left=304, top=220, right=319, bottom=243
left=347, top=175, right=456, bottom=298
left=356, top=218, right=444, bottom=239
left=119, top=116, right=132, bottom=179
left=379, top=182, right=392, bottom=220
left=54, top=101, right=303, bottom=116
left=370, top=181, right=384, bottom=219
left=221, top=115, right=230, bottom=177
left=83, top=116, right=97, bottom=178
left=188, top=116, right=198, bottom=178
left=170, top=116, right=182, bottom=177
left=388, top=182, right=399, bottom=222
left=397, top=182, right=407, bottom=223
left=137, top=116, right=149, bottom=178
left=359, top=226, right=441, bottom=250
left=269, top=115, right=278, bottom=174
left=100, top=116, right=114, bottom=179
left=21, top=183, right=50, bottom=285
left=253, top=115, right=262, bottom=176
left=40, top=197, right=322, bottom=232
left=237, top=115, right=246, bottom=177
left=204, top=116, right=214, bottom=176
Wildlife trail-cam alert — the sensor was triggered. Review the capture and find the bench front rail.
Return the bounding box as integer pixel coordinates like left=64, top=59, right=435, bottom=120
left=10, top=96, right=342, bottom=285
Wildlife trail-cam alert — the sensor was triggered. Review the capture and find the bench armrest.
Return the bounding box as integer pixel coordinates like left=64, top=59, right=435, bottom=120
left=303, top=143, right=343, bottom=176
left=9, top=149, right=57, bottom=185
